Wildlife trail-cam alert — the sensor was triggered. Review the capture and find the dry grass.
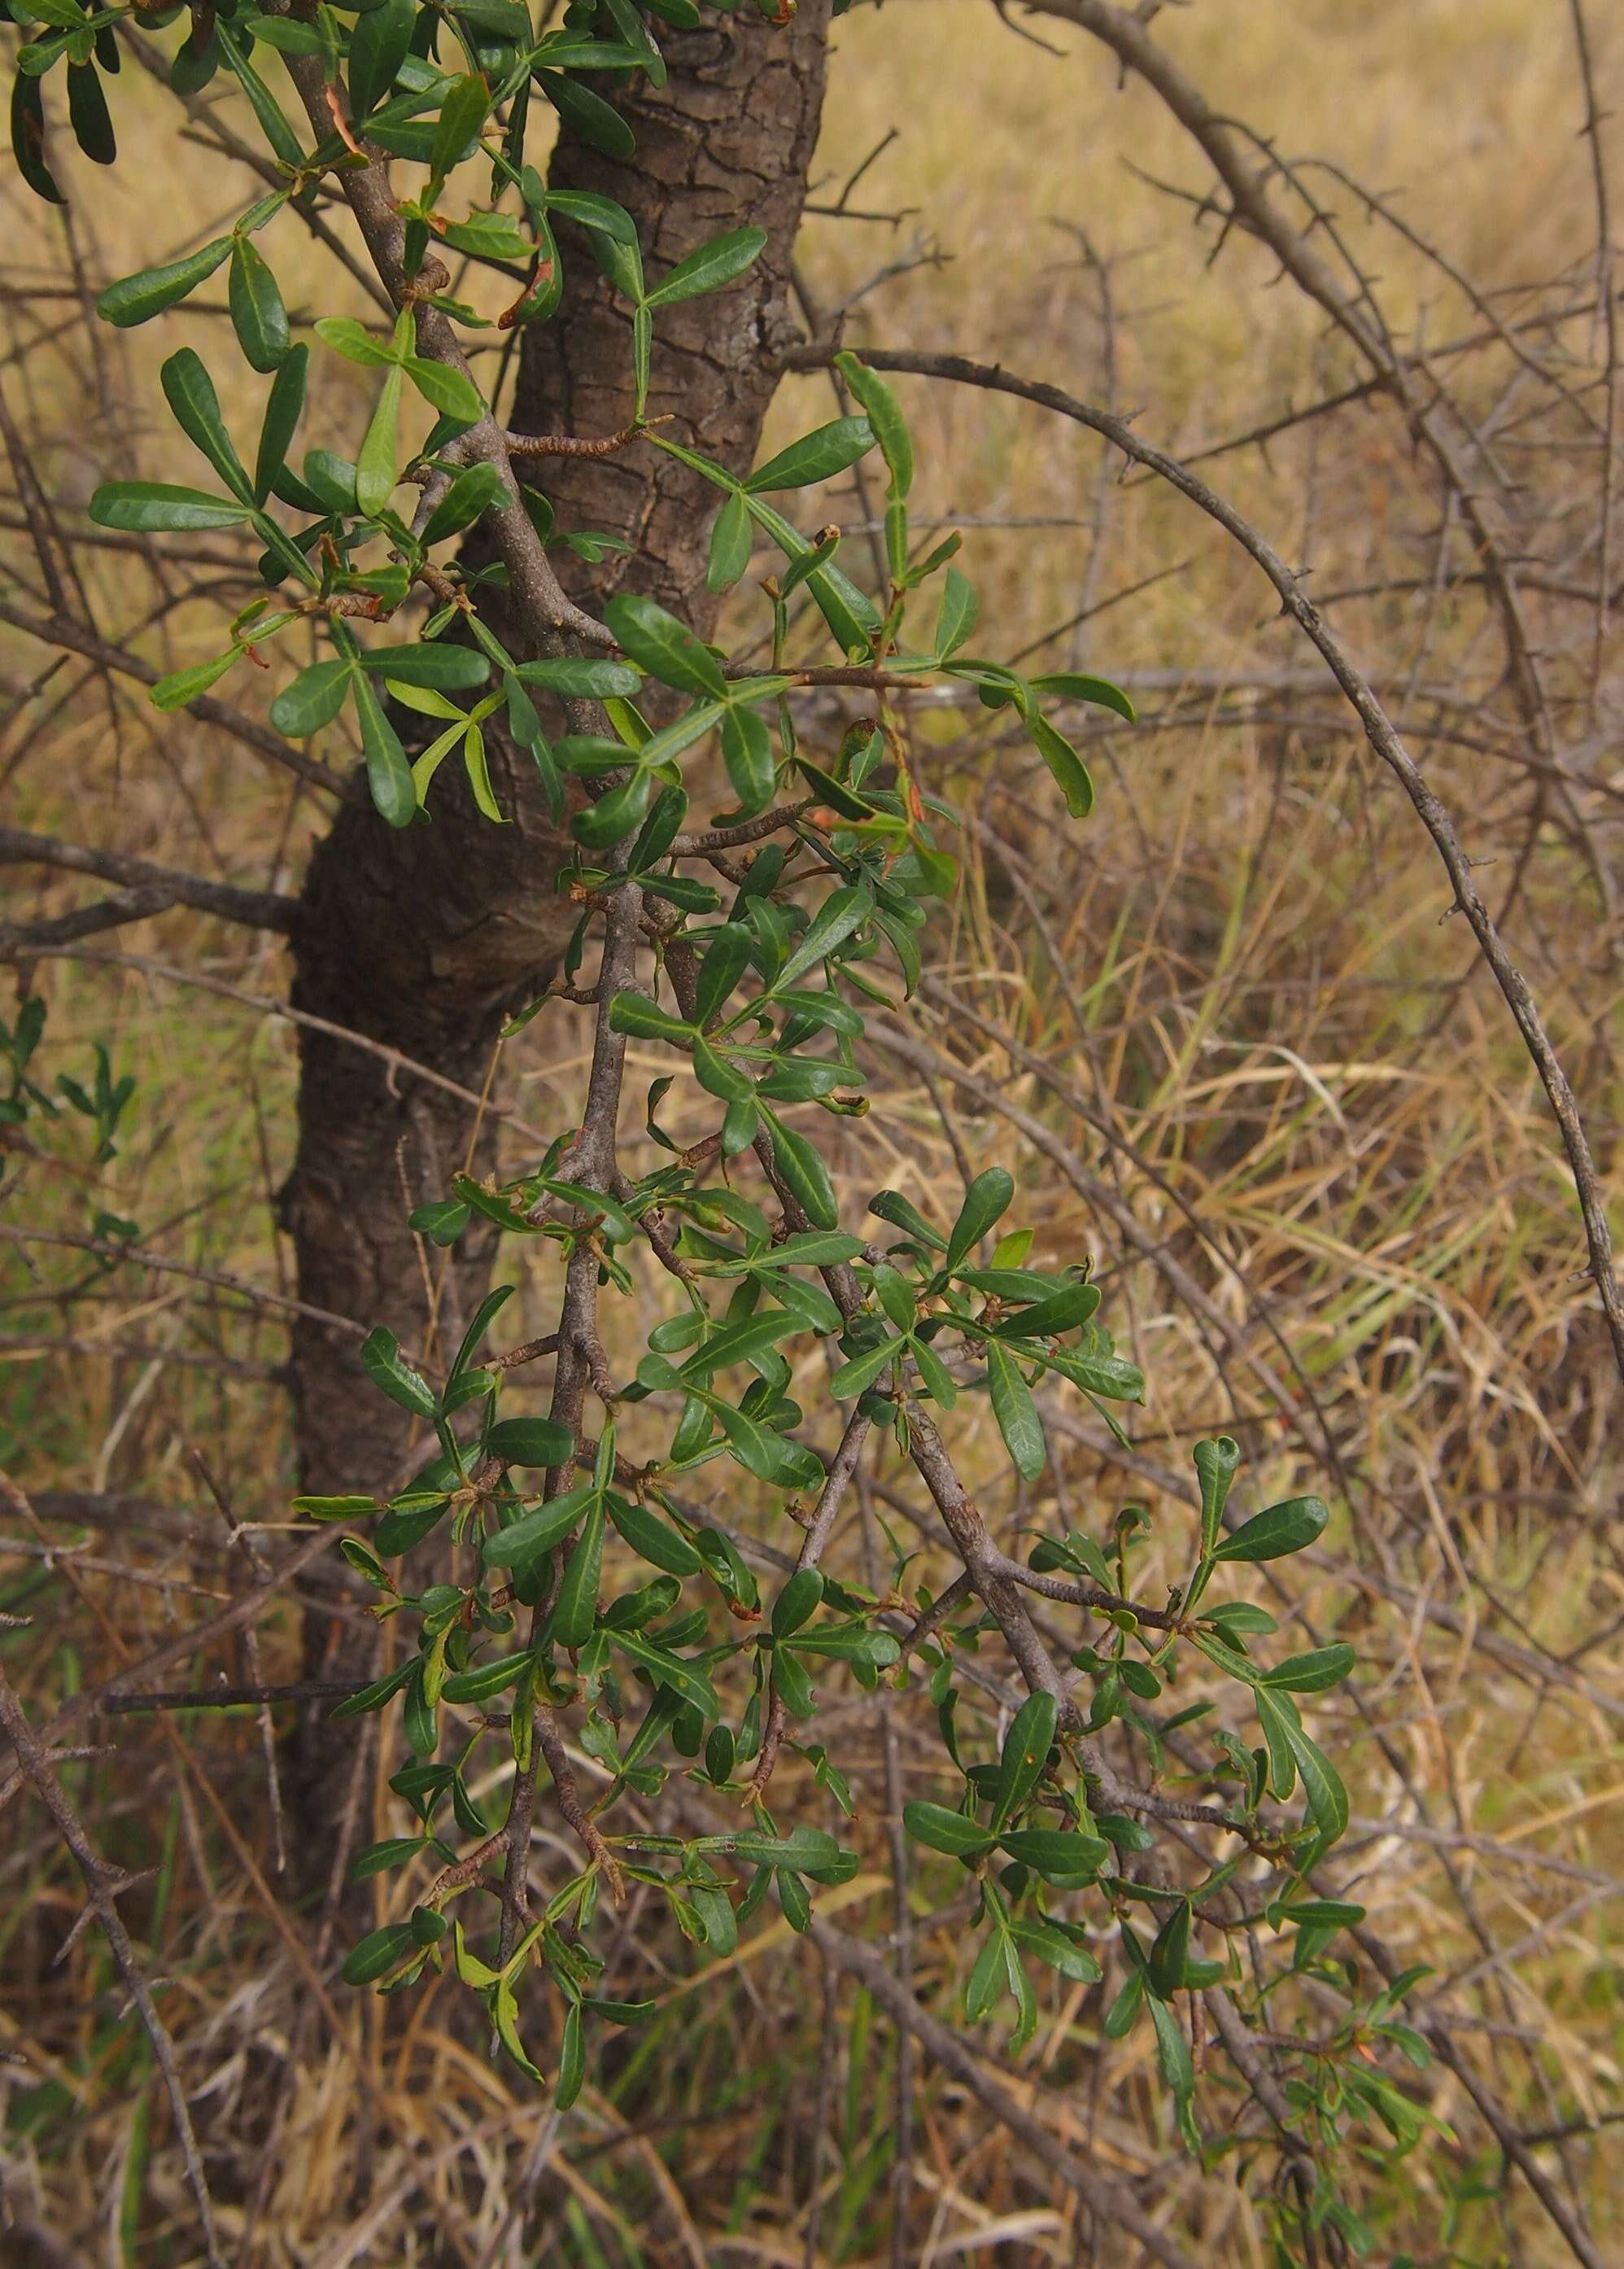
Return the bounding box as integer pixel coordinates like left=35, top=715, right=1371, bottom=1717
left=2, top=2, right=1622, bottom=2263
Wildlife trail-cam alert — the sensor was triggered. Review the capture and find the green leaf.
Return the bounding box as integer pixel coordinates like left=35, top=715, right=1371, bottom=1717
left=1254, top=1686, right=1298, bottom=1801
left=441, top=1652, right=530, bottom=1703
left=945, top=1167, right=1014, bottom=1270
left=611, top=1627, right=720, bottom=1720
left=835, top=352, right=912, bottom=498
left=574, top=771, right=653, bottom=849
left=255, top=343, right=308, bottom=505
left=706, top=489, right=752, bottom=592
left=1030, top=715, right=1094, bottom=820
left=996, top=1827, right=1109, bottom=1882
left=775, top=885, right=871, bottom=990
left=1146, top=1989, right=1194, bottom=2104
left=420, top=461, right=508, bottom=545
left=1102, top=1970, right=1142, bottom=2039
left=1282, top=1717, right=1349, bottom=1853
left=1147, top=1901, right=1190, bottom=1998
left=151, top=651, right=239, bottom=710
left=771, top=1567, right=824, bottom=1637
left=723, top=1825, right=841, bottom=1872
left=1261, top=1643, right=1355, bottom=1694
left=342, top=1922, right=417, bottom=1986
left=606, top=1493, right=701, bottom=1577
left=694, top=923, right=753, bottom=1024
left=347, top=0, right=414, bottom=118
left=515, top=655, right=643, bottom=697
left=313, top=317, right=399, bottom=369
left=1212, top=1495, right=1329, bottom=1564
left=935, top=568, right=979, bottom=657
left=11, top=69, right=64, bottom=206
left=356, top=359, right=404, bottom=517
left=358, top=642, right=491, bottom=690
left=485, top=1416, right=574, bottom=1468
left=720, top=702, right=775, bottom=814
left=987, top=1343, right=1045, bottom=1482
left=350, top=1835, right=429, bottom=1882
left=340, top=671, right=413, bottom=827
left=97, top=238, right=231, bottom=327
left=218, top=28, right=305, bottom=168
left=902, top=1802, right=993, bottom=1859
left=1279, top=1897, right=1366, bottom=1930
left=745, top=417, right=875, bottom=493
left=361, top=1326, right=438, bottom=1418
left=605, top=592, right=728, bottom=700
left=404, top=356, right=485, bottom=426
left=763, top=1108, right=837, bottom=1231
left=989, top=1690, right=1056, bottom=1828
left=829, top=1333, right=903, bottom=1401
left=1008, top=1918, right=1101, bottom=1985
left=552, top=1495, right=606, bottom=1647
left=162, top=349, right=253, bottom=502
left=430, top=72, right=490, bottom=186
left=692, top=1033, right=753, bottom=1103
left=66, top=59, right=115, bottom=164
left=607, top=991, right=692, bottom=1045
left=269, top=657, right=354, bottom=737
left=89, top=483, right=251, bottom=534
left=538, top=68, right=637, bottom=162
left=1194, top=1435, right=1240, bottom=1555
left=482, top=1484, right=596, bottom=1571
left=644, top=225, right=766, bottom=308
left=1031, top=670, right=1136, bottom=724
left=228, top=237, right=289, bottom=374
left=991, top=1279, right=1099, bottom=1340
left=556, top=2002, right=585, bottom=2110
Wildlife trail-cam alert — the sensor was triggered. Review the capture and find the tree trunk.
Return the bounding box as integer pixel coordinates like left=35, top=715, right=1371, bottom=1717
left=279, top=3, right=833, bottom=1877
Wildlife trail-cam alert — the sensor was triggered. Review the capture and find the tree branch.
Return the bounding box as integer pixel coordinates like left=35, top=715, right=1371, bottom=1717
left=784, top=341, right=1624, bottom=1384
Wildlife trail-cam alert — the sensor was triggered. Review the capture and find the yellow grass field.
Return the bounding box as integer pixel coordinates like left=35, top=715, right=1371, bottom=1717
left=2, top=2, right=1621, bottom=2262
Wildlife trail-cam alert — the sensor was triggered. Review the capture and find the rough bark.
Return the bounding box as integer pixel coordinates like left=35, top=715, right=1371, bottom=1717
left=279, top=4, right=833, bottom=1873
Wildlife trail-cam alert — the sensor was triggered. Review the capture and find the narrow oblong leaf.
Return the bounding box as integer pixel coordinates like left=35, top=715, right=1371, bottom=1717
left=775, top=885, right=871, bottom=991
left=605, top=592, right=727, bottom=699
left=835, top=352, right=912, bottom=498
left=361, top=1326, right=438, bottom=1418
left=986, top=1343, right=1045, bottom=1483
left=763, top=1108, right=837, bottom=1232
left=1213, top=1495, right=1329, bottom=1564
left=351, top=668, right=417, bottom=827
left=1030, top=714, right=1094, bottom=820
left=97, top=238, right=231, bottom=327
left=706, top=488, right=752, bottom=592
left=945, top=1166, right=1014, bottom=1271
left=485, top=1415, right=574, bottom=1468
left=1032, top=669, right=1137, bottom=724
left=269, top=657, right=354, bottom=738
left=482, top=1483, right=596, bottom=1571
left=644, top=225, right=766, bottom=308
left=229, top=237, right=290, bottom=374
left=720, top=702, right=775, bottom=814
left=552, top=1495, right=606, bottom=1647
left=89, top=483, right=251, bottom=534
left=745, top=417, right=875, bottom=494
left=357, top=642, right=490, bottom=691
left=255, top=343, right=308, bottom=505
left=606, top=1493, right=700, bottom=1577
left=902, top=1802, right=994, bottom=1858
left=356, top=360, right=404, bottom=518
left=1260, top=1643, right=1355, bottom=1694
left=162, top=348, right=253, bottom=501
